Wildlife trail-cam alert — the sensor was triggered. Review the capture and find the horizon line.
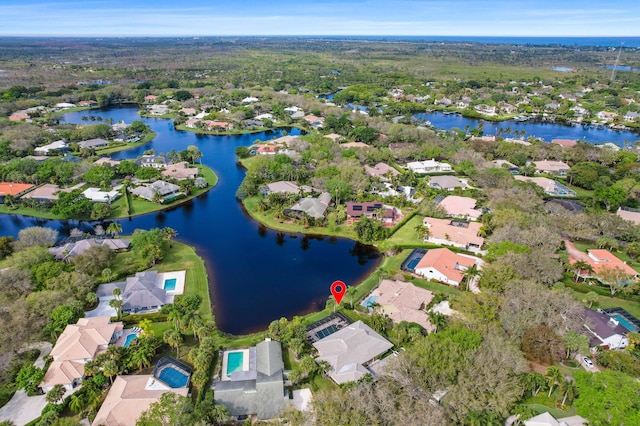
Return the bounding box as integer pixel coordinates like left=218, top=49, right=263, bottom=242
left=1, top=34, right=640, bottom=38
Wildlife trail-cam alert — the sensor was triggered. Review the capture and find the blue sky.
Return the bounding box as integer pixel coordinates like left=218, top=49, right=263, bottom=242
left=1, top=0, right=639, bottom=36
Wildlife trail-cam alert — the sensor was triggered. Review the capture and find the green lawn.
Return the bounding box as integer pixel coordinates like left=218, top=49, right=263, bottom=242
left=151, top=240, right=212, bottom=320
left=94, top=131, right=157, bottom=155
left=568, top=287, right=640, bottom=319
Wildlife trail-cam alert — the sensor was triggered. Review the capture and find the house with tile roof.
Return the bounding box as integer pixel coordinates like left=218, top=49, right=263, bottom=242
left=438, top=195, right=483, bottom=220
left=364, top=162, right=399, bottom=180
left=92, top=375, right=189, bottom=426
left=214, top=339, right=287, bottom=420
left=414, top=248, right=481, bottom=286
left=41, top=316, right=123, bottom=392
left=551, top=139, right=577, bottom=148
left=313, top=321, right=393, bottom=384
left=161, top=162, right=198, bottom=180
left=422, top=217, right=484, bottom=253
left=515, top=176, right=576, bottom=197
left=259, top=181, right=313, bottom=196
left=0, top=182, right=35, bottom=203
left=533, top=160, right=570, bottom=177
left=366, top=279, right=435, bottom=331
left=617, top=207, right=640, bottom=225
left=569, top=249, right=638, bottom=281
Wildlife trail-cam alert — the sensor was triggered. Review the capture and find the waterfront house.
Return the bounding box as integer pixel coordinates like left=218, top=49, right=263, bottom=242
left=41, top=316, right=124, bottom=392
left=137, top=154, right=168, bottom=169
left=365, top=279, right=435, bottom=332
left=78, top=100, right=98, bottom=107
left=285, top=192, right=331, bottom=219
left=83, top=187, right=120, bottom=203
left=0, top=182, right=35, bottom=203
left=143, top=95, right=158, bottom=102
left=9, top=110, right=30, bottom=121
left=313, top=321, right=393, bottom=384
left=596, top=111, right=618, bottom=122
left=21, top=183, right=82, bottom=203
left=34, top=140, right=69, bottom=155
left=422, top=217, right=484, bottom=253
left=260, top=181, right=313, bottom=196
left=345, top=201, right=402, bottom=226
left=624, top=111, right=640, bottom=122
left=130, top=181, right=181, bottom=203
left=214, top=339, right=287, bottom=420
left=413, top=248, right=481, bottom=287
left=551, top=139, right=577, bottom=148
left=161, top=162, right=198, bottom=180
left=78, top=138, right=109, bottom=149
left=49, top=238, right=131, bottom=261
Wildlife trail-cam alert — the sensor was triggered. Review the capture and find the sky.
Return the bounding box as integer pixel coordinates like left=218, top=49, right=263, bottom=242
left=1, top=0, right=639, bottom=37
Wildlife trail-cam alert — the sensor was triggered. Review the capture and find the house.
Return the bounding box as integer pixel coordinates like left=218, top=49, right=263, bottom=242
left=136, top=154, right=168, bottom=169
left=255, top=113, right=274, bottom=121
left=422, top=217, right=485, bottom=253
left=161, top=162, right=198, bottom=180
left=524, top=412, right=587, bottom=426
left=427, top=175, right=470, bottom=191
left=435, top=97, right=452, bottom=106
left=406, top=159, right=452, bottom=174
left=55, top=102, right=76, bottom=110
left=303, top=114, right=324, bottom=128
left=624, top=111, right=640, bottom=122
left=0, top=182, right=35, bottom=203
left=313, top=321, right=393, bottom=384
left=78, top=138, right=109, bottom=149
left=544, top=102, right=560, bottom=110
left=130, top=181, right=181, bottom=203
left=21, top=183, right=82, bottom=203
left=96, top=270, right=186, bottom=314
left=551, top=139, right=577, bottom=148
left=49, top=238, right=131, bottom=261
left=41, top=316, right=124, bottom=392
left=364, top=163, right=399, bottom=180
left=78, top=100, right=98, bottom=107
left=94, top=157, right=121, bottom=167
left=92, top=375, right=189, bottom=426
left=413, top=248, right=481, bottom=287
left=515, top=176, right=576, bottom=197
left=533, top=160, right=570, bottom=177
left=340, top=142, right=370, bottom=149
left=570, top=248, right=638, bottom=281
left=365, top=279, right=435, bottom=331
left=596, top=111, right=618, bottom=122
left=492, top=159, right=520, bottom=174
left=34, top=140, right=69, bottom=155
left=470, top=135, right=496, bottom=142
left=285, top=192, right=331, bottom=219
left=241, top=96, right=259, bottom=103
left=583, top=309, right=629, bottom=350
left=260, top=181, right=313, bottom=196
left=214, top=339, right=287, bottom=420
left=438, top=195, right=483, bottom=220
left=617, top=207, right=640, bottom=225
left=83, top=187, right=120, bottom=203
left=206, top=121, right=233, bottom=130
left=111, top=121, right=129, bottom=132
left=9, top=110, right=30, bottom=121
left=180, top=107, right=197, bottom=116
left=255, top=144, right=279, bottom=155
left=147, top=104, right=169, bottom=116
left=284, top=106, right=302, bottom=115
left=345, top=201, right=402, bottom=226
left=474, top=104, right=496, bottom=116
left=143, top=95, right=158, bottom=102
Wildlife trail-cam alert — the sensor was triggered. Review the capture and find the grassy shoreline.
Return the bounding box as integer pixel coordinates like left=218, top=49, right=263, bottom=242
left=0, top=164, right=218, bottom=221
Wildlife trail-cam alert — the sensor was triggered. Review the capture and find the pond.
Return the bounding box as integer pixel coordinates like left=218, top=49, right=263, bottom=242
left=0, top=106, right=380, bottom=335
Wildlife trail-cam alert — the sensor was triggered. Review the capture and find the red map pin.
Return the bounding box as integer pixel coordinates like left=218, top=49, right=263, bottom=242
left=331, top=281, right=346, bottom=305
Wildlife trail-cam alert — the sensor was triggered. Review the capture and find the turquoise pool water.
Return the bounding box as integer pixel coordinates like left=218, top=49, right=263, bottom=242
left=164, top=278, right=177, bottom=291
left=158, top=366, right=189, bottom=388
left=226, top=351, right=244, bottom=375
left=124, top=333, right=138, bottom=347
left=612, top=314, right=638, bottom=332
left=362, top=296, right=378, bottom=309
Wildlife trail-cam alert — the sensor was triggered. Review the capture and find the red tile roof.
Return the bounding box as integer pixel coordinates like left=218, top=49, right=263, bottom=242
left=0, top=182, right=34, bottom=196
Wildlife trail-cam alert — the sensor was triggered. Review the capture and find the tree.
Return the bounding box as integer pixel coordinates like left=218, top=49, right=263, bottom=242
left=599, top=265, right=634, bottom=296
left=522, top=324, right=565, bottom=365
left=564, top=331, right=590, bottom=358
left=106, top=222, right=123, bottom=238
left=574, top=370, right=640, bottom=425
left=571, top=260, right=593, bottom=282
left=109, top=298, right=123, bottom=320
left=583, top=291, right=599, bottom=309
left=102, top=360, right=118, bottom=385
left=47, top=303, right=83, bottom=339
left=545, top=366, right=564, bottom=397
left=559, top=380, right=578, bottom=406
left=15, top=365, right=45, bottom=394
left=163, top=329, right=183, bottom=357
left=595, top=186, right=627, bottom=211
left=83, top=165, right=116, bottom=186
left=52, top=190, right=93, bottom=218
left=186, top=145, right=202, bottom=164
left=15, top=227, right=58, bottom=251
left=0, top=236, right=15, bottom=259
left=46, top=384, right=66, bottom=405
left=90, top=203, right=111, bottom=220
left=72, top=245, right=115, bottom=277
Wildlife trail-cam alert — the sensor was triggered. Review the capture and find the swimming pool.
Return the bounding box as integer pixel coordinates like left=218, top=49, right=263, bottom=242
left=226, top=351, right=244, bottom=375
left=361, top=295, right=378, bottom=309
left=123, top=333, right=138, bottom=347
left=612, top=314, right=638, bottom=332
left=406, top=258, right=420, bottom=270
left=158, top=366, right=189, bottom=388
left=164, top=278, right=177, bottom=291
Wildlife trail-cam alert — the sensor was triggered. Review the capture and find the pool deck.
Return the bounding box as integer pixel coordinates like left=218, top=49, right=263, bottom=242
left=158, top=270, right=186, bottom=303
left=115, top=329, right=139, bottom=347
left=221, top=348, right=253, bottom=381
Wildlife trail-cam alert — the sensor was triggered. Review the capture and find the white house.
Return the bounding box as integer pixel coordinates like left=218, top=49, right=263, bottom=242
left=34, top=140, right=68, bottom=155
left=583, top=309, right=629, bottom=350
left=414, top=248, right=481, bottom=287
left=406, top=159, right=452, bottom=174
left=83, top=187, right=120, bottom=203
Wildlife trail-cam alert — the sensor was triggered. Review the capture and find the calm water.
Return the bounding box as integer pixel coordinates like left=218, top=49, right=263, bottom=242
left=0, top=106, right=380, bottom=335
left=414, top=112, right=640, bottom=146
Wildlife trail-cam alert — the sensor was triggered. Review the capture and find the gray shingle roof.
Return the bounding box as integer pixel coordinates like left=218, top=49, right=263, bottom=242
left=256, top=340, right=284, bottom=377
left=285, top=192, right=331, bottom=219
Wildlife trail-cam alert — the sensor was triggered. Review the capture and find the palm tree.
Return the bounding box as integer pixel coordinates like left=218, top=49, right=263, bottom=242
left=166, top=304, right=182, bottom=330
left=572, top=260, right=593, bottom=282
left=109, top=298, right=123, bottom=320
left=559, top=380, right=578, bottom=406
left=163, top=329, right=183, bottom=358
left=46, top=384, right=66, bottom=405
left=545, top=366, right=563, bottom=397
left=102, top=360, right=118, bottom=385
left=69, top=394, right=85, bottom=414
left=106, top=222, right=123, bottom=238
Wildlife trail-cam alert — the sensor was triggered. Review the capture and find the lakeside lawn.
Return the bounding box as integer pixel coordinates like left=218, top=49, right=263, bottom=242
left=92, top=131, right=157, bottom=156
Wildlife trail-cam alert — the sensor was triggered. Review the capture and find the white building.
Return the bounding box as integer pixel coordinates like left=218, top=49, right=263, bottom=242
left=406, top=159, right=452, bottom=174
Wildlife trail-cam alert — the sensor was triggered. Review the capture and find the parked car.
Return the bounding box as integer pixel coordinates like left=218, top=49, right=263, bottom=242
left=583, top=357, right=594, bottom=368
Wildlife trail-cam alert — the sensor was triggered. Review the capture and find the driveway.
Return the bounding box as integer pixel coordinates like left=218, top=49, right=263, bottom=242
left=0, top=390, right=48, bottom=426
left=85, top=296, right=117, bottom=318
left=575, top=353, right=600, bottom=372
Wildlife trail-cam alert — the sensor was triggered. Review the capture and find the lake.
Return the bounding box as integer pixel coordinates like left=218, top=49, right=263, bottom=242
left=0, top=106, right=380, bottom=335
